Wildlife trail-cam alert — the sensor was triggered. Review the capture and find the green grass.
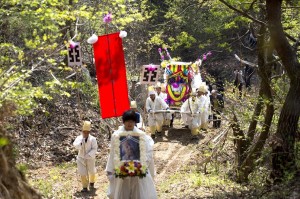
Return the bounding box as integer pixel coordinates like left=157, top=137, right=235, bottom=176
left=157, top=168, right=245, bottom=198
left=28, top=162, right=77, bottom=199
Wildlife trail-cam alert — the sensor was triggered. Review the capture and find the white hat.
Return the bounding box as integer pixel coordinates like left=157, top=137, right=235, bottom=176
left=149, top=90, right=156, bottom=95
left=82, top=121, right=91, bottom=131
left=154, top=82, right=161, bottom=88
left=130, top=101, right=137, bottom=108
left=198, top=84, right=207, bottom=93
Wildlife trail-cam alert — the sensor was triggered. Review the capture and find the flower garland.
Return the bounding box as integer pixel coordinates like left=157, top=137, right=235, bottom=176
left=113, top=130, right=147, bottom=178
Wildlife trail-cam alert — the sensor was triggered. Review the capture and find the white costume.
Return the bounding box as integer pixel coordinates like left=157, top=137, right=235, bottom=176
left=73, top=121, right=98, bottom=190
left=146, top=91, right=169, bottom=134
left=198, top=95, right=210, bottom=129
left=181, top=96, right=201, bottom=135
left=157, top=91, right=171, bottom=125
left=197, top=84, right=210, bottom=130
left=106, top=126, right=157, bottom=199
left=73, top=134, right=98, bottom=175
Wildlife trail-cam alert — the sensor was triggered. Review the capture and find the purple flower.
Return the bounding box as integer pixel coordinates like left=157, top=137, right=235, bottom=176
left=69, top=40, right=77, bottom=49
left=103, top=13, right=112, bottom=23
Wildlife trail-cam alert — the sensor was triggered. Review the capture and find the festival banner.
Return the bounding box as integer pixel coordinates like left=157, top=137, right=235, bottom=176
left=67, top=42, right=82, bottom=66
left=140, top=64, right=160, bottom=85
left=93, top=32, right=130, bottom=119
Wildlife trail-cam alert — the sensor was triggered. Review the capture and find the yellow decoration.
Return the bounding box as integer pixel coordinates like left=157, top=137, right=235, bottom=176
left=167, top=85, right=187, bottom=102
left=148, top=86, right=155, bottom=91
left=161, top=60, right=169, bottom=68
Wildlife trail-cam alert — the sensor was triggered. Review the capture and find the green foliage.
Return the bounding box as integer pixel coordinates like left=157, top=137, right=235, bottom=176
left=17, top=163, right=29, bottom=175
left=0, top=137, right=9, bottom=147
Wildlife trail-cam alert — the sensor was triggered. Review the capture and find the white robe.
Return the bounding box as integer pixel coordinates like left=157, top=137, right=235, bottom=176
left=157, top=92, right=172, bottom=121
left=106, top=126, right=157, bottom=199
left=180, top=97, right=201, bottom=129
left=73, top=134, right=97, bottom=175
left=146, top=96, right=169, bottom=127
left=198, top=95, right=210, bottom=126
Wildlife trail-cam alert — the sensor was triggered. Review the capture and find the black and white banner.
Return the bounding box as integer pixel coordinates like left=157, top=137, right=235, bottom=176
left=140, top=65, right=160, bottom=85
left=68, top=42, right=82, bottom=66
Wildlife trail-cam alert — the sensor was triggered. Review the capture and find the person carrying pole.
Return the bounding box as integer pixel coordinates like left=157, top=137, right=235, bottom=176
left=180, top=91, right=201, bottom=139
left=146, top=90, right=169, bottom=139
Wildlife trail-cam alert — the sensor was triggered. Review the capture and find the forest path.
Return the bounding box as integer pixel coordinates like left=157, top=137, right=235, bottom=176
left=28, top=120, right=218, bottom=199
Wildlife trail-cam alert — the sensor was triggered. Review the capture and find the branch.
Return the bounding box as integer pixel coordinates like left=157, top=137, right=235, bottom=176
left=247, top=0, right=258, bottom=12
left=284, top=32, right=297, bottom=42
left=219, top=0, right=266, bottom=26
left=150, top=1, right=207, bottom=28
left=234, top=54, right=258, bottom=67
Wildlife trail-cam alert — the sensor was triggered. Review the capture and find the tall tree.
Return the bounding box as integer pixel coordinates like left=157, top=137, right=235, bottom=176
left=266, top=0, right=300, bottom=181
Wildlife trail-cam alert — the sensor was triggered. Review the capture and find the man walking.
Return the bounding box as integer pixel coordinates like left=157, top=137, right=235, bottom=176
left=146, top=90, right=169, bottom=139
left=73, top=121, right=98, bottom=192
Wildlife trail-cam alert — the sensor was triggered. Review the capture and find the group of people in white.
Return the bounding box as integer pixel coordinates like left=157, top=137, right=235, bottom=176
left=73, top=82, right=224, bottom=198
left=145, top=82, right=223, bottom=139
left=73, top=112, right=157, bottom=198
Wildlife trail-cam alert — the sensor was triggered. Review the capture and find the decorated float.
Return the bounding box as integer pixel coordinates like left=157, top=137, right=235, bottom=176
left=159, top=48, right=211, bottom=109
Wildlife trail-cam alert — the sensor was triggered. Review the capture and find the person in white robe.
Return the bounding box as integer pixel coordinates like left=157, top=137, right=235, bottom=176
left=106, top=110, right=157, bottom=199
left=180, top=92, right=201, bottom=136
left=146, top=90, right=169, bottom=139
left=155, top=83, right=171, bottom=127
left=73, top=121, right=98, bottom=192
left=197, top=84, right=210, bottom=131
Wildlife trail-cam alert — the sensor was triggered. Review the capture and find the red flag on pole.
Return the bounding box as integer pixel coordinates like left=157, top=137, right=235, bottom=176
left=93, top=32, right=129, bottom=119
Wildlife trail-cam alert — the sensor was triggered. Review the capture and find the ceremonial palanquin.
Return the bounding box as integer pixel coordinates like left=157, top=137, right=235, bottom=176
left=164, top=62, right=192, bottom=106
left=157, top=47, right=205, bottom=108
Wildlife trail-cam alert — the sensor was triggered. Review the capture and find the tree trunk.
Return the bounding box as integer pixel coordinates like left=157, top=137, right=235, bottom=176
left=236, top=24, right=275, bottom=182
left=0, top=103, right=41, bottom=199
left=266, top=0, right=300, bottom=180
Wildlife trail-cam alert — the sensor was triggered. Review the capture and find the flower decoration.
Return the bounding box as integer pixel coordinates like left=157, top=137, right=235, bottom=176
left=164, top=47, right=172, bottom=60
left=147, top=64, right=157, bottom=72
left=69, top=40, right=78, bottom=49
left=158, top=48, right=164, bottom=61
left=114, top=161, right=147, bottom=178
left=113, top=131, right=148, bottom=179
left=103, top=12, right=112, bottom=23
left=202, top=51, right=212, bottom=61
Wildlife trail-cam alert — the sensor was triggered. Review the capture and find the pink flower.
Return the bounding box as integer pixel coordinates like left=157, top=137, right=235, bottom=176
left=69, top=40, right=77, bottom=49
left=103, top=13, right=112, bottom=23
left=148, top=64, right=157, bottom=71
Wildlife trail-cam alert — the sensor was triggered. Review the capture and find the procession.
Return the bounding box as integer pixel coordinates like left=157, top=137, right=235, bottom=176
left=1, top=1, right=298, bottom=199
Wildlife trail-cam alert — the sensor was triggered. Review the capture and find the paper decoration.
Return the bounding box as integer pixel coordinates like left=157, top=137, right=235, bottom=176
left=140, top=65, right=160, bottom=85
left=67, top=42, right=82, bottom=66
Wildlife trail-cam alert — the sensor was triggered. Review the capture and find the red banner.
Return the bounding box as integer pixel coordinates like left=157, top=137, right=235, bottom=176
left=93, top=32, right=129, bottom=119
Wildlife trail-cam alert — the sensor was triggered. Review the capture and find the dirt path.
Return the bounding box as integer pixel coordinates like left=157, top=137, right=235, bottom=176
left=28, top=121, right=217, bottom=199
